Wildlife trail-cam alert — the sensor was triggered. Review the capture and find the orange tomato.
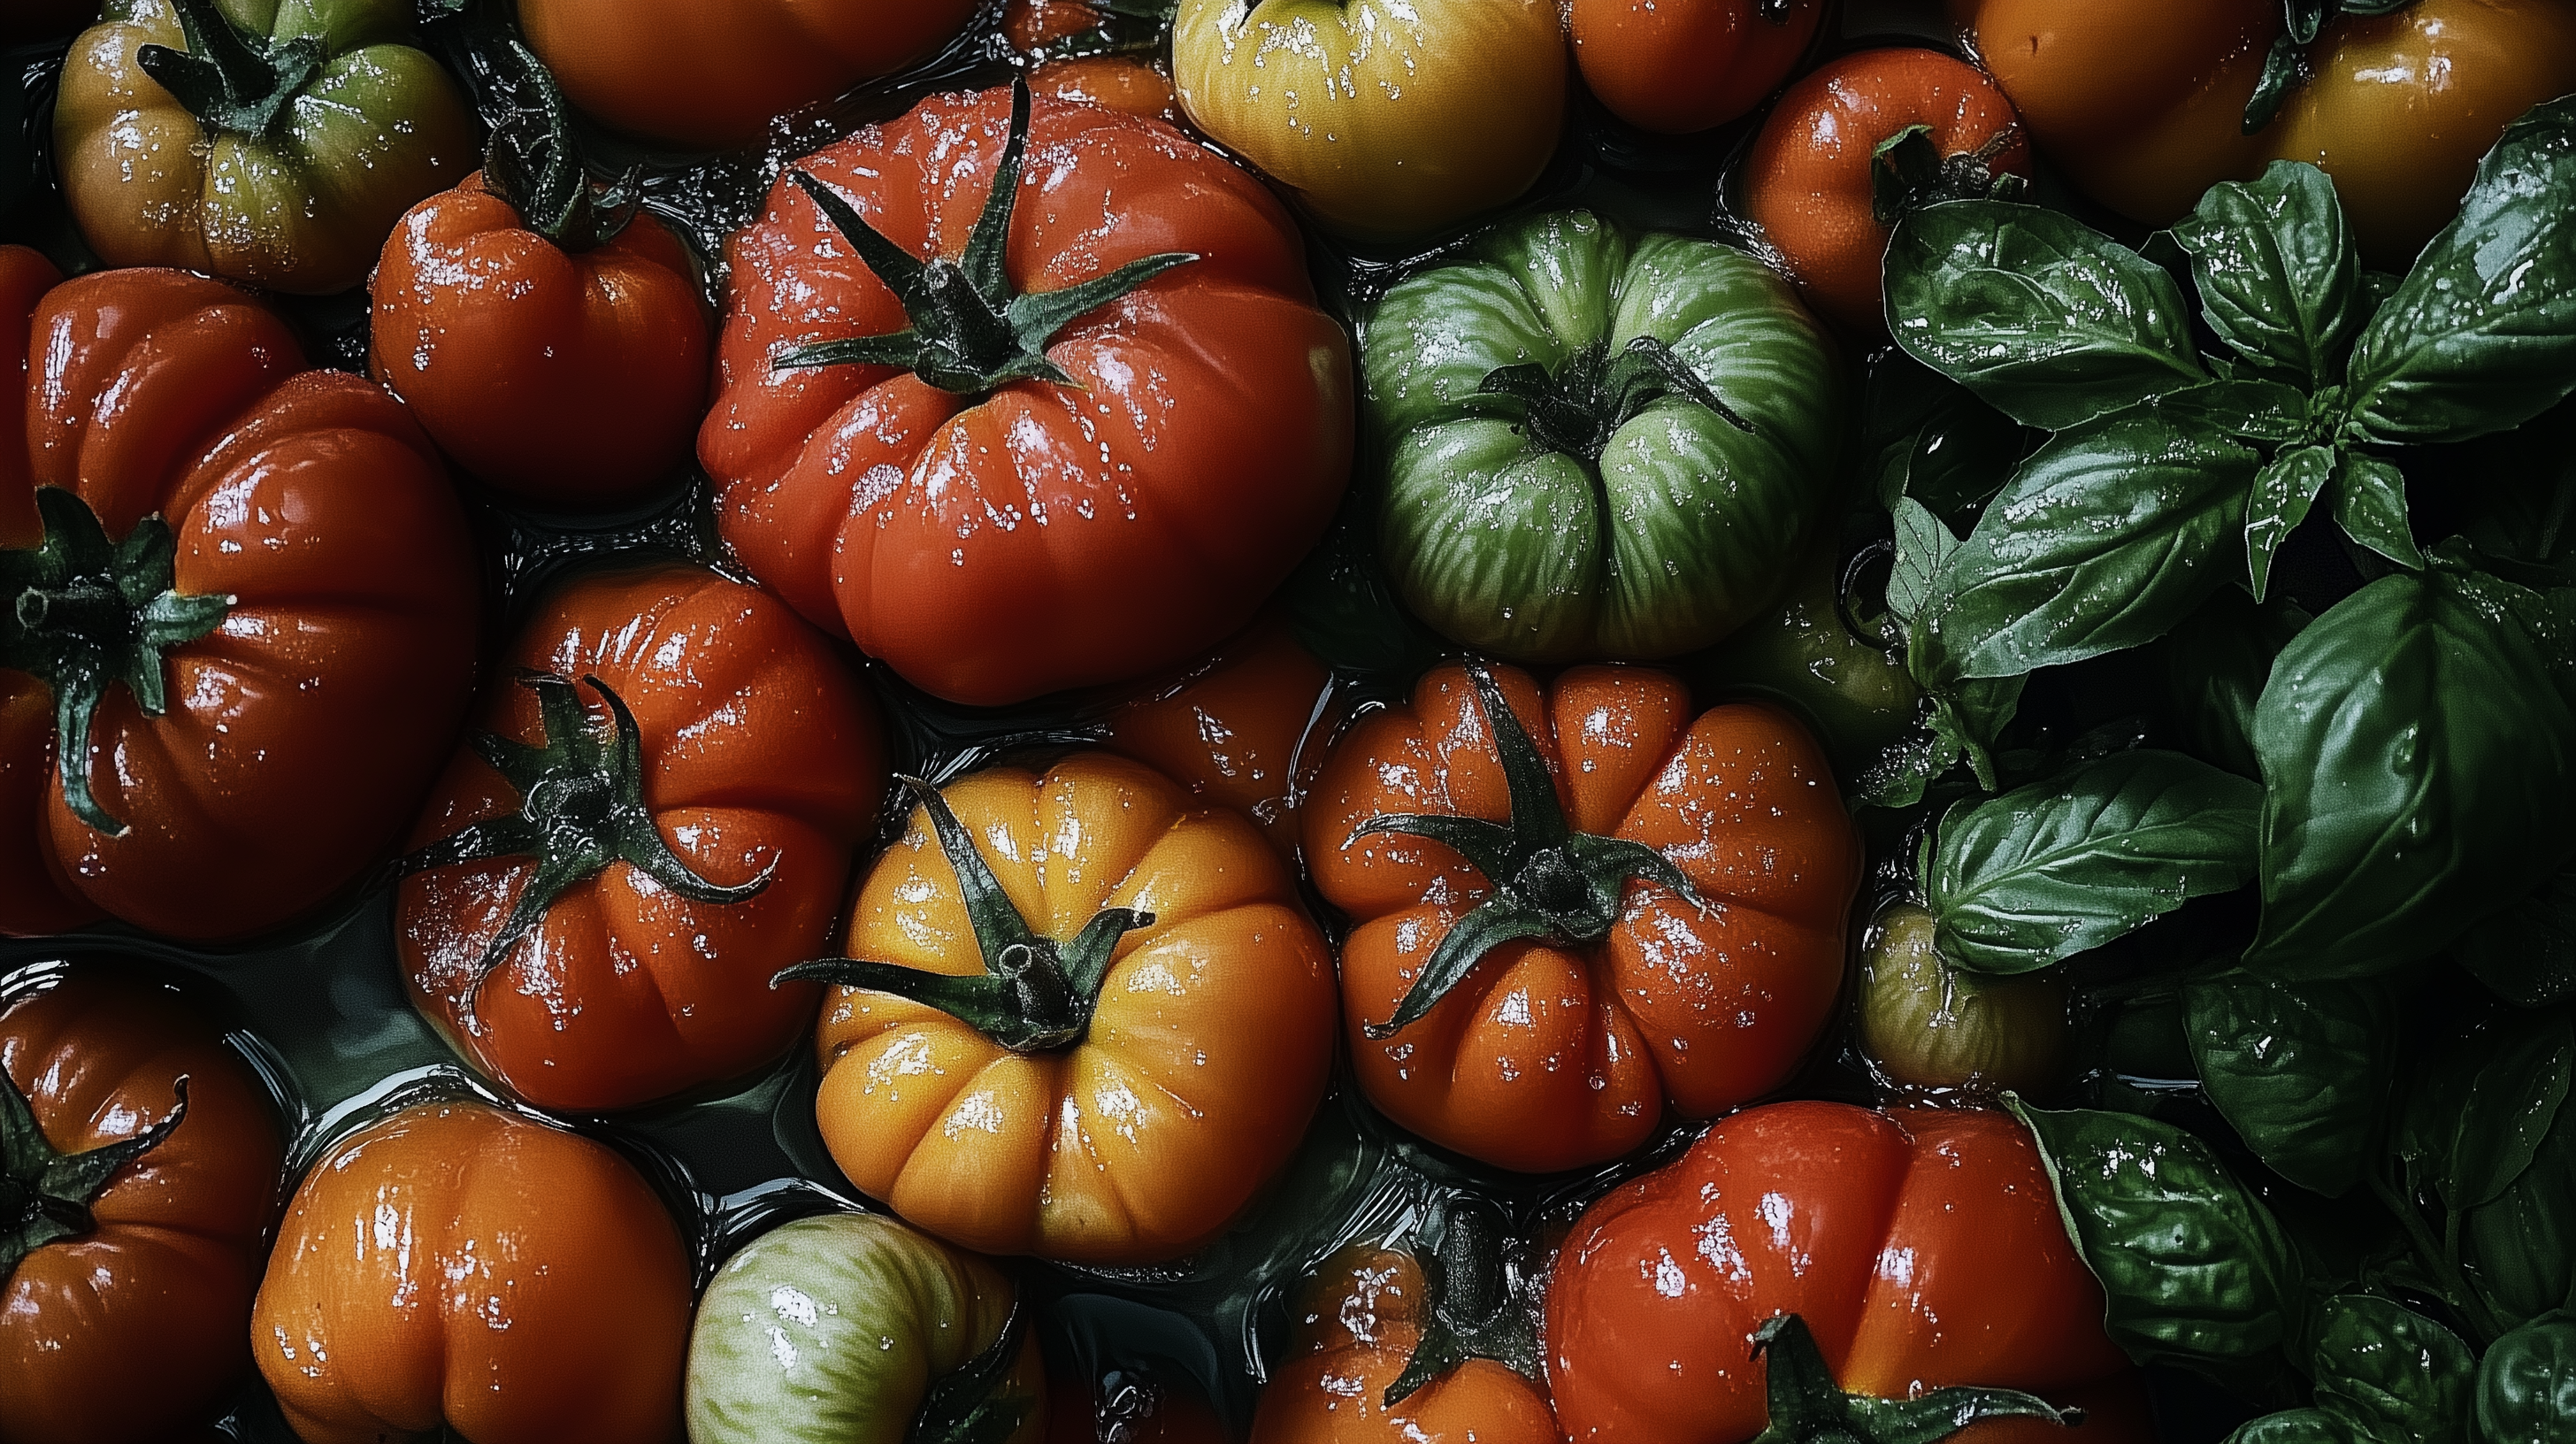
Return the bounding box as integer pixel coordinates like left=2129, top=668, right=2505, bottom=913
left=1102, top=612, right=1338, bottom=864
left=1570, top=0, right=1827, bottom=135
left=805, top=752, right=1338, bottom=1264
left=251, top=1100, right=694, bottom=1444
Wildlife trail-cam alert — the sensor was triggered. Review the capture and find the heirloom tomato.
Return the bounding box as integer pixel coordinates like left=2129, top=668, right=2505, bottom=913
left=1170, top=0, right=1567, bottom=242
left=1362, top=211, right=1843, bottom=664
left=1545, top=1102, right=2152, bottom=1444
left=0, top=250, right=479, bottom=942
left=687, top=1211, right=1046, bottom=1444
left=1856, top=902, right=2067, bottom=1096
left=1305, top=663, right=1861, bottom=1174
left=791, top=752, right=1338, bottom=1264
left=1744, top=49, right=2031, bottom=334
left=251, top=1100, right=693, bottom=1444
left=1569, top=0, right=1825, bottom=136
left=394, top=565, right=885, bottom=1114
left=700, top=81, right=1351, bottom=707
left=1685, top=541, right=1921, bottom=782
left=1103, top=611, right=1337, bottom=863
left=1, top=972, right=284, bottom=1444
left=518, top=0, right=978, bottom=150
left=1006, top=0, right=1179, bottom=125
left=1955, top=0, right=2576, bottom=263
left=372, top=47, right=711, bottom=511
left=55, top=0, right=474, bottom=296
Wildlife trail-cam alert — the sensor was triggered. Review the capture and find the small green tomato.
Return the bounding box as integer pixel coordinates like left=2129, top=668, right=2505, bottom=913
left=1859, top=902, right=2068, bottom=1095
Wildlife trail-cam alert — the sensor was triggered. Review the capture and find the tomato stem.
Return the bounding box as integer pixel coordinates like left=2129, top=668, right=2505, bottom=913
left=1474, top=335, right=1752, bottom=470
left=1384, top=1197, right=1544, bottom=1408
left=479, top=41, right=640, bottom=253
left=909, top=1299, right=1038, bottom=1444
left=134, top=0, right=327, bottom=140
left=1867, top=125, right=2027, bottom=229
left=1747, top=1313, right=2082, bottom=1444
left=0, top=1069, right=189, bottom=1277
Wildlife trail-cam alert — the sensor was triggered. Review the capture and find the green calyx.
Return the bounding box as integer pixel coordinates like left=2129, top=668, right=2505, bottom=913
left=0, top=487, right=234, bottom=837
left=1473, top=335, right=1752, bottom=468
left=480, top=41, right=639, bottom=252
left=1026, top=0, right=1177, bottom=63
left=769, top=78, right=1200, bottom=399
left=775, top=775, right=1154, bottom=1054
left=397, top=672, right=777, bottom=1007
left=1870, top=124, right=2028, bottom=229
left=134, top=0, right=327, bottom=139
left=2243, top=0, right=2417, bottom=134
left=2, top=1065, right=188, bottom=1278
left=1350, top=662, right=1700, bottom=1041
left=1384, top=1199, right=1544, bottom=1409
left=1748, top=1314, right=2083, bottom=1444
left=910, top=1300, right=1035, bottom=1444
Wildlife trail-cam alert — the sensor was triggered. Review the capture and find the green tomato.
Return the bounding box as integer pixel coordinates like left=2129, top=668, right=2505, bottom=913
left=2479, top=1312, right=2576, bottom=1444
left=686, top=1212, right=1045, bottom=1444
left=1688, top=539, right=1920, bottom=780
left=1361, top=209, right=1844, bottom=663
left=1858, top=902, right=2068, bottom=1095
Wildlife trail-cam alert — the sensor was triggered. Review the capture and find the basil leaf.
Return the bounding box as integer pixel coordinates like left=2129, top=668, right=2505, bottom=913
left=2012, top=1098, right=2301, bottom=1375
left=2172, top=162, right=2364, bottom=388
left=1929, top=750, right=2259, bottom=976
left=2248, top=445, right=2337, bottom=603
left=2477, top=1312, right=2576, bottom=1444
left=2227, top=1410, right=2356, bottom=1444
left=2442, top=1011, right=2574, bottom=1213
left=2464, top=1096, right=2576, bottom=1330
left=2162, top=587, right=2310, bottom=780
left=2246, top=561, right=2576, bottom=978
left=1888, top=496, right=1959, bottom=626
left=2309, top=1294, right=2475, bottom=1444
left=1887, top=201, right=2209, bottom=431
left=2333, top=452, right=2425, bottom=571
left=2452, top=862, right=2576, bottom=1009
left=2161, top=375, right=2314, bottom=447
left=2183, top=971, right=2397, bottom=1197
left=1927, top=672, right=2026, bottom=793
left=2345, top=97, right=2576, bottom=445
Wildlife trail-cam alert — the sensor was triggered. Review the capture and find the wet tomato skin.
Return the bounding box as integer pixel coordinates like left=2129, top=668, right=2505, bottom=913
left=1102, top=611, right=1337, bottom=864
left=1571, top=0, right=1828, bottom=135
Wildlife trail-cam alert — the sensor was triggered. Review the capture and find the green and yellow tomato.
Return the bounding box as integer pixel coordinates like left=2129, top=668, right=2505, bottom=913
left=1859, top=902, right=2069, bottom=1096
left=1688, top=539, right=1920, bottom=778
left=1362, top=211, right=1844, bottom=664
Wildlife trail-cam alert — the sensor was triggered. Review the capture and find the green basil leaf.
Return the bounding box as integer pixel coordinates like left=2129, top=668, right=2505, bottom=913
left=2183, top=971, right=2397, bottom=1197
left=2477, top=1312, right=2576, bottom=1444
left=2162, top=587, right=2311, bottom=780
left=2453, top=862, right=2576, bottom=1009
left=2446, top=1011, right=2574, bottom=1213
left=2160, top=376, right=2315, bottom=447
left=1889, top=496, right=1959, bottom=626
left=2246, top=561, right=2576, bottom=978
left=2309, top=1294, right=2475, bottom=1444
left=2464, top=1095, right=2576, bottom=1330
left=2011, top=1097, right=2301, bottom=1374
left=1925, top=672, right=2027, bottom=793
left=2345, top=97, right=2576, bottom=445
left=2248, top=445, right=2338, bottom=603
left=1928, top=749, right=2259, bottom=975
left=1856, top=729, right=1952, bottom=811
left=2227, top=1410, right=2357, bottom=1444
left=1887, top=200, right=2209, bottom=431
left=2172, top=161, right=2364, bottom=388
left=2333, top=452, right=2425, bottom=571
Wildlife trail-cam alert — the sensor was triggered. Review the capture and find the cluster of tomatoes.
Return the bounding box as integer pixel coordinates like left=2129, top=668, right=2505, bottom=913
left=3, top=0, right=2572, bottom=1441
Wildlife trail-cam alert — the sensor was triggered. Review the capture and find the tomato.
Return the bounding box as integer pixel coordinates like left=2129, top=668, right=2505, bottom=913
left=55, top=0, right=474, bottom=296
left=394, top=564, right=886, bottom=1113
left=1047, top=1364, right=1230, bottom=1443
left=1955, top=0, right=2576, bottom=264
left=0, top=251, right=480, bottom=942
left=1101, top=611, right=1338, bottom=863
left=1569, top=0, right=1825, bottom=136
left=518, top=0, right=978, bottom=150
left=1304, top=663, right=1861, bottom=1174
left=1362, top=211, right=1844, bottom=664
left=796, top=751, right=1338, bottom=1264
left=1743, top=49, right=2031, bottom=334
left=0, top=972, right=283, bottom=1444
left=687, top=1211, right=1047, bottom=1444
left=699, top=82, right=1351, bottom=707
left=1684, top=540, right=1922, bottom=782
left=371, top=51, right=711, bottom=511
left=1170, top=0, right=1567, bottom=242
left=1006, top=0, right=1180, bottom=125
left=1545, top=1102, right=2154, bottom=1444
left=1856, top=902, right=2067, bottom=1096
left=251, top=1099, right=693, bottom=1444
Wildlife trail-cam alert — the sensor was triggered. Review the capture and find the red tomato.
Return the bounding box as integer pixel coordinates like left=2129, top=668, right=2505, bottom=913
left=1, top=972, right=284, bottom=1444
left=0, top=248, right=479, bottom=941
left=395, top=565, right=886, bottom=1113
left=1544, top=1102, right=2154, bottom=1444
left=1006, top=0, right=1182, bottom=125
left=1571, top=0, right=1827, bottom=135
left=698, top=84, right=1352, bottom=707
left=1102, top=612, right=1337, bottom=864
left=1744, top=49, right=2031, bottom=334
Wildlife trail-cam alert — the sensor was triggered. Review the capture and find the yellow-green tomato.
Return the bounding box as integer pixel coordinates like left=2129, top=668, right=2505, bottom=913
left=1170, top=0, right=1568, bottom=242
left=1690, top=541, right=1921, bottom=780
left=1859, top=902, right=2068, bottom=1095
left=686, top=1212, right=1047, bottom=1444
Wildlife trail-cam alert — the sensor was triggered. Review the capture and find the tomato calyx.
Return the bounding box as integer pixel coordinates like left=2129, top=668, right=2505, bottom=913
left=1352, top=663, right=1700, bottom=1041
left=1869, top=125, right=2028, bottom=229
left=0, top=1067, right=188, bottom=1274
left=0, top=487, right=235, bottom=837
left=479, top=42, right=641, bottom=253
left=911, top=1299, right=1039, bottom=1444
left=395, top=671, right=779, bottom=1004
left=1384, top=1198, right=1544, bottom=1408
left=1473, top=335, right=1754, bottom=468
left=1748, top=1314, right=2082, bottom=1444
left=768, top=79, right=1200, bottom=399
left=134, top=0, right=326, bottom=140
left=2243, top=0, right=2419, bottom=133
left=775, top=774, right=1155, bottom=1054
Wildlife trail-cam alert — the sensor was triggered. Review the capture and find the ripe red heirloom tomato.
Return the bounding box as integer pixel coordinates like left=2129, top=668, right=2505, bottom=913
left=251, top=1100, right=694, bottom=1444
left=1, top=972, right=284, bottom=1444
left=1304, top=663, right=1862, bottom=1174
left=394, top=564, right=886, bottom=1113
left=0, top=248, right=479, bottom=941
left=1006, top=0, right=1181, bottom=125
left=1102, top=611, right=1338, bottom=864
left=699, top=81, right=1352, bottom=707
left=1545, top=1102, right=2154, bottom=1444
left=1571, top=0, right=1828, bottom=135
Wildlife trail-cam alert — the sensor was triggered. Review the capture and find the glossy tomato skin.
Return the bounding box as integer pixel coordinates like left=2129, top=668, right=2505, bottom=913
left=812, top=753, right=1338, bottom=1264
left=1249, top=1243, right=1563, bottom=1444
left=371, top=175, right=712, bottom=511
left=251, top=1100, right=693, bottom=1444
left=0, top=252, right=480, bottom=942
left=1305, top=664, right=1861, bottom=1174
left=1102, top=612, right=1337, bottom=864
left=0, top=974, right=284, bottom=1444
left=1545, top=1102, right=2154, bottom=1444
left=1005, top=0, right=1180, bottom=124
left=1744, top=49, right=2031, bottom=334
left=1571, top=0, right=1826, bottom=135
left=518, top=0, right=979, bottom=150
left=701, top=88, right=1352, bottom=707
left=395, top=565, right=886, bottom=1113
